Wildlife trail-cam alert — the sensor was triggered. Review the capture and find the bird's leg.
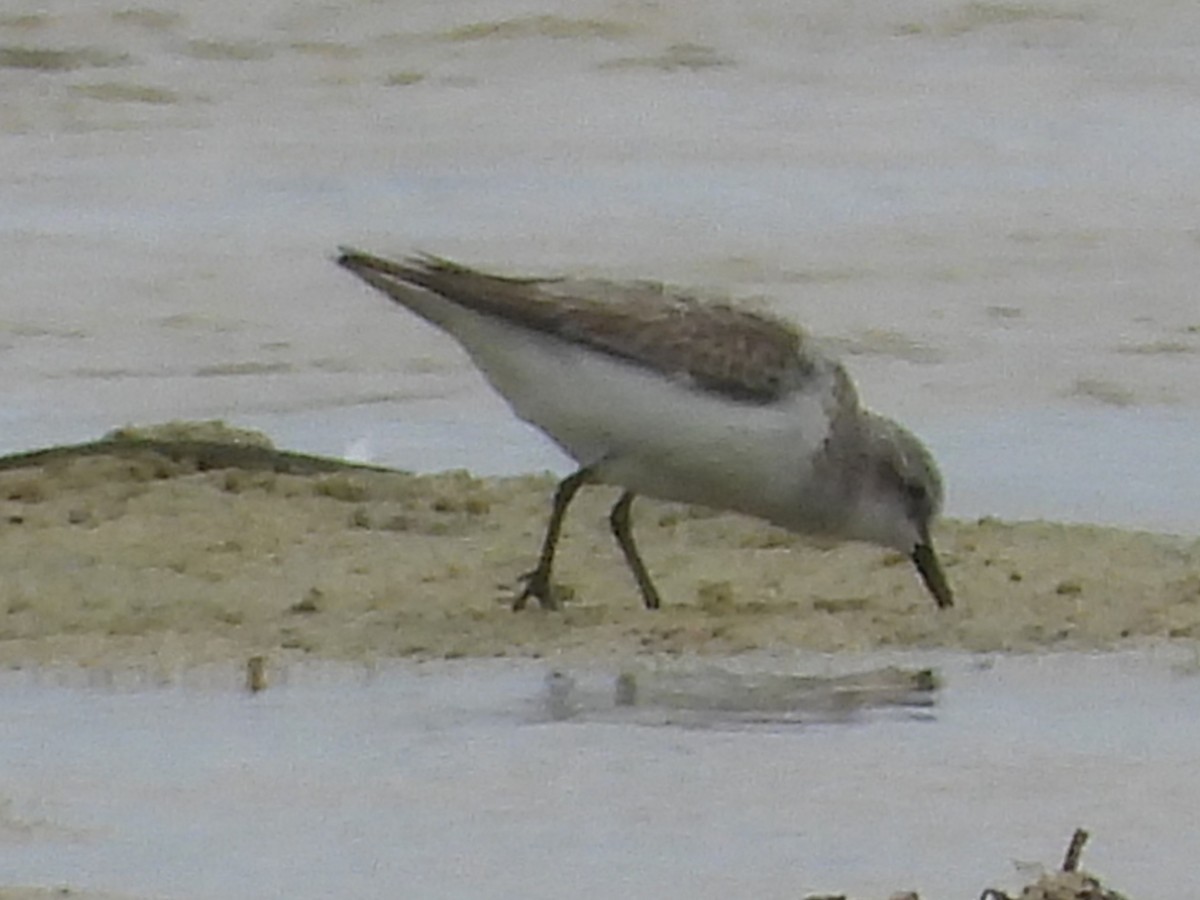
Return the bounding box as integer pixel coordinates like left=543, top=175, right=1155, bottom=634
left=514, top=466, right=592, bottom=611
left=608, top=491, right=662, bottom=610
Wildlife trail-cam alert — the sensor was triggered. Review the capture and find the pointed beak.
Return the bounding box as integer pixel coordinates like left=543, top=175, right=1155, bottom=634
left=911, top=541, right=953, bottom=609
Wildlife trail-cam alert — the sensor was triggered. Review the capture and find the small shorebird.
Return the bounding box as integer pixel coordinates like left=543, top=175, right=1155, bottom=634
left=336, top=249, right=953, bottom=611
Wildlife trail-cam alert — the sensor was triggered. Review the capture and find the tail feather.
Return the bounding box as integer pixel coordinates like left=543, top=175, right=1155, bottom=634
left=337, top=247, right=564, bottom=331
left=336, top=247, right=477, bottom=331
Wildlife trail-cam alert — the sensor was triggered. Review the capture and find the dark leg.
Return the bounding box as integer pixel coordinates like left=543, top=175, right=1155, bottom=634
left=514, top=466, right=592, bottom=611
left=608, top=491, right=662, bottom=610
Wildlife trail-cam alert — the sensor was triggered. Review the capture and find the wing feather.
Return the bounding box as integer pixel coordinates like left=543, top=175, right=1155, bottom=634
left=338, top=249, right=827, bottom=404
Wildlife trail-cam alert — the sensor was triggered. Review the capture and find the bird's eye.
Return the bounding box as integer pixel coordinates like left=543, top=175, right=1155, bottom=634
left=905, top=482, right=928, bottom=505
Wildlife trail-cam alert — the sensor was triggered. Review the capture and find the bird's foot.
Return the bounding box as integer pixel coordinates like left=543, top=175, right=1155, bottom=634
left=513, top=568, right=565, bottom=611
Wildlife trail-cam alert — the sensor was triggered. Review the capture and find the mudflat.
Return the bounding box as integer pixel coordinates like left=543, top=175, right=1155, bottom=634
left=1, top=424, right=1195, bottom=673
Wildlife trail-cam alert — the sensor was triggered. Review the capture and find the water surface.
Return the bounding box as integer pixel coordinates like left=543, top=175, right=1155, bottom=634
left=2, top=651, right=1196, bottom=899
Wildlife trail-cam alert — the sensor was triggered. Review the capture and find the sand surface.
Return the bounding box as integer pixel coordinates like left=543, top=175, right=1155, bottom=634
left=1, top=425, right=1196, bottom=674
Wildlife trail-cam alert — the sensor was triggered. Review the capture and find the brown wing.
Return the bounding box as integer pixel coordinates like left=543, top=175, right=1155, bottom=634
left=337, top=250, right=820, bottom=403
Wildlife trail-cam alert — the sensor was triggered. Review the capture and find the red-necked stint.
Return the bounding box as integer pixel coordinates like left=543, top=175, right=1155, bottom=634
left=336, top=249, right=953, bottom=612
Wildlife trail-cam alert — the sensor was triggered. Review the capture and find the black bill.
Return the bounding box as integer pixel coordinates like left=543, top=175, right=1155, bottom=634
left=911, top=541, right=953, bottom=609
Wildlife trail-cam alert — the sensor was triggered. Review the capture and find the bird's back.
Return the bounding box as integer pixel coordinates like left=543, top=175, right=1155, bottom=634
left=337, top=250, right=828, bottom=406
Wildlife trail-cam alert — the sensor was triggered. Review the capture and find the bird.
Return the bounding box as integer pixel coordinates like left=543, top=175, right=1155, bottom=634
left=335, top=248, right=954, bottom=612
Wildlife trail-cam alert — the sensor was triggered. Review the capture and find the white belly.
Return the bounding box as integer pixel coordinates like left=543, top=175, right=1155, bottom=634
left=441, top=305, right=831, bottom=524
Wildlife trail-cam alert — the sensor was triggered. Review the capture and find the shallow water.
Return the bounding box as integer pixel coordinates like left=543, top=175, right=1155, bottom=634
left=4, top=0, right=1200, bottom=538
left=5, top=396, right=1199, bottom=536
left=1, top=651, right=1197, bottom=899
left=242, top=400, right=1200, bottom=535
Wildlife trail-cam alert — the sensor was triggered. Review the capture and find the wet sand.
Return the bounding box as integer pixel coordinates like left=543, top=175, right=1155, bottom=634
left=0, top=893, right=144, bottom=900
left=1, top=424, right=1196, bottom=673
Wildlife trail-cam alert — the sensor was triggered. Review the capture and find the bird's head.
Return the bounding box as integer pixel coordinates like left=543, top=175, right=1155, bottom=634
left=847, top=415, right=953, bottom=609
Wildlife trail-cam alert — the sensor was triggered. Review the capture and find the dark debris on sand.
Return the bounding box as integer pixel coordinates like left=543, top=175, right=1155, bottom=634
left=805, top=830, right=1130, bottom=900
